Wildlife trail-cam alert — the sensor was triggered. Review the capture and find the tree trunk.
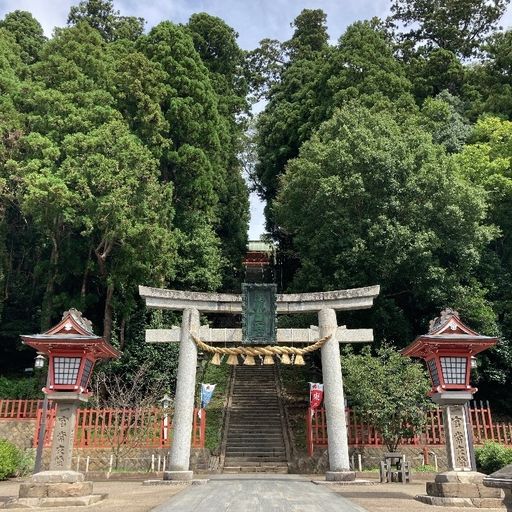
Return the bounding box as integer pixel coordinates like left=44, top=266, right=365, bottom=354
left=103, top=283, right=114, bottom=343
left=40, top=234, right=59, bottom=332
left=119, top=316, right=127, bottom=351
left=80, top=246, right=92, bottom=309
left=95, top=239, right=114, bottom=342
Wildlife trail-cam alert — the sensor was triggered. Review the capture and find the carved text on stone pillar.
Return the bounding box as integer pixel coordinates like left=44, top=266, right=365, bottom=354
left=450, top=406, right=471, bottom=470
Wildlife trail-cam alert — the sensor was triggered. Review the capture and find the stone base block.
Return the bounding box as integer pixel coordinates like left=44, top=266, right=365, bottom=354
left=163, top=470, right=194, bottom=481
left=325, top=471, right=356, bottom=482
left=31, top=471, right=84, bottom=484
left=19, top=481, right=93, bottom=499
left=4, top=494, right=106, bottom=508
left=415, top=495, right=506, bottom=509
left=427, top=481, right=502, bottom=499
left=417, top=471, right=507, bottom=509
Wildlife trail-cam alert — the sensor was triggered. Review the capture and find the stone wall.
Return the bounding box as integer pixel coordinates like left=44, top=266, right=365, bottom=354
left=289, top=446, right=448, bottom=474
left=0, top=419, right=36, bottom=449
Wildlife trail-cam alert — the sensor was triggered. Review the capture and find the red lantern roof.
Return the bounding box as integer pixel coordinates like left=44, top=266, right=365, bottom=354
left=21, top=309, right=121, bottom=360
left=402, top=309, right=497, bottom=358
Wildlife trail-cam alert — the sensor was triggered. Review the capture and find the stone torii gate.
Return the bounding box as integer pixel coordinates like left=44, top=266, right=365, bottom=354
left=139, top=284, right=380, bottom=481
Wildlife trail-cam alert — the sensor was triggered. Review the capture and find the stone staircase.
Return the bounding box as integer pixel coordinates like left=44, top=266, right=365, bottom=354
left=222, top=364, right=289, bottom=473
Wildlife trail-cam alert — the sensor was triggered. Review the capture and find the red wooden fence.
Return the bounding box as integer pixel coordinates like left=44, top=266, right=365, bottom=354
left=0, top=399, right=44, bottom=419
left=31, top=406, right=206, bottom=449
left=306, top=401, right=512, bottom=456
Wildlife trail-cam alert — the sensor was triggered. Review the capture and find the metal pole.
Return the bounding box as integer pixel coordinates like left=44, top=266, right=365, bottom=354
left=33, top=371, right=50, bottom=474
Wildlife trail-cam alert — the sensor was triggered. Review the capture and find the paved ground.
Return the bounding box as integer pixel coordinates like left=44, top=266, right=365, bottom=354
left=153, top=475, right=367, bottom=512
left=0, top=474, right=508, bottom=512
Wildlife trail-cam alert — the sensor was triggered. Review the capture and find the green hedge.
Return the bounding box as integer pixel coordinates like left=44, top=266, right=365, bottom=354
left=0, top=439, right=21, bottom=480
left=475, top=442, right=512, bottom=474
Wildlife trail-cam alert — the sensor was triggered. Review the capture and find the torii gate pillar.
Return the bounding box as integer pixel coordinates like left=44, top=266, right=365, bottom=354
left=165, top=308, right=199, bottom=481
left=319, top=307, right=352, bottom=480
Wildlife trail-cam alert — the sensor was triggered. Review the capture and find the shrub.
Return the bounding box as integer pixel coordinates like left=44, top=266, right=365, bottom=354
left=413, top=464, right=438, bottom=473
left=0, top=375, right=43, bottom=399
left=0, top=439, right=21, bottom=480
left=475, top=442, right=512, bottom=474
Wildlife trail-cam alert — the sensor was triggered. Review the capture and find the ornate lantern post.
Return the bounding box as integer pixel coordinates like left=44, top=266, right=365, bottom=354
left=13, top=309, right=120, bottom=508
left=403, top=309, right=505, bottom=507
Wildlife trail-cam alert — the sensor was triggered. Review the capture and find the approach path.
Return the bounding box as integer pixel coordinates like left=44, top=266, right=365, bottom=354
left=151, top=474, right=368, bottom=512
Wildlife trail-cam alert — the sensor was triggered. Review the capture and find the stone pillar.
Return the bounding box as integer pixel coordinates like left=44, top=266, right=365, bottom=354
left=49, top=398, right=79, bottom=471
left=443, top=404, right=473, bottom=472
left=166, top=308, right=199, bottom=481
left=318, top=307, right=354, bottom=481
left=431, top=392, right=475, bottom=472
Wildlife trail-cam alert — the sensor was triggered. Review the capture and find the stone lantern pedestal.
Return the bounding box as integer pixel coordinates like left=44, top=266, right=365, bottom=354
left=10, top=471, right=104, bottom=508
left=415, top=392, right=505, bottom=508
left=9, top=310, right=121, bottom=508
left=6, top=394, right=104, bottom=509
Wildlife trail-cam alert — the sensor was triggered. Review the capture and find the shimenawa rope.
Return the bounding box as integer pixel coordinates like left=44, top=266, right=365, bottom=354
left=190, top=333, right=331, bottom=366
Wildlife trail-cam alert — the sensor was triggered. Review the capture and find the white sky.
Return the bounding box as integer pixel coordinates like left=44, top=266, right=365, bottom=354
left=1, top=0, right=511, bottom=239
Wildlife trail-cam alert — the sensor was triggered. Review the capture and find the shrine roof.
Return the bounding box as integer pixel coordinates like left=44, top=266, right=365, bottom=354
left=402, top=308, right=498, bottom=357
left=20, top=309, right=121, bottom=359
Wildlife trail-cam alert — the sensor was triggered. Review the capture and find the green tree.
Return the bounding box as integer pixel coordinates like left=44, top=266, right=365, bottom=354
left=255, top=9, right=330, bottom=219
left=186, top=13, right=249, bottom=288
left=0, top=10, right=46, bottom=64
left=406, top=48, right=465, bottom=103
left=389, top=0, right=510, bottom=58
left=451, top=117, right=512, bottom=398
left=326, top=20, right=413, bottom=113
left=463, top=31, right=512, bottom=120
left=342, top=345, right=431, bottom=451
left=139, top=21, right=238, bottom=291
left=68, top=0, right=144, bottom=42
left=255, top=18, right=414, bottom=236
left=58, top=120, right=176, bottom=341
left=274, top=102, right=496, bottom=344
left=419, top=90, right=471, bottom=152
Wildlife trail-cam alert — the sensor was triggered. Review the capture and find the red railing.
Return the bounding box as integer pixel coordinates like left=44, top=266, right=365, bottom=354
left=0, top=399, right=44, bottom=419
left=306, top=401, right=512, bottom=456
left=32, top=406, right=206, bottom=449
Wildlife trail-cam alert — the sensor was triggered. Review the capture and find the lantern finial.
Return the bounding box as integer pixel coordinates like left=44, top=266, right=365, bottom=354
left=428, top=308, right=459, bottom=333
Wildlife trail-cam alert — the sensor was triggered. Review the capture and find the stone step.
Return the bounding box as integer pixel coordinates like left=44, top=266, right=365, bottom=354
left=226, top=447, right=285, bottom=453
left=225, top=455, right=286, bottom=461
left=226, top=437, right=284, bottom=443
left=228, top=417, right=281, bottom=420
left=226, top=442, right=283, bottom=447
left=223, top=466, right=289, bottom=474
left=225, top=450, right=286, bottom=457
left=222, top=364, right=289, bottom=474
left=226, top=436, right=283, bottom=442
left=227, top=425, right=283, bottom=430
left=228, top=418, right=282, bottom=423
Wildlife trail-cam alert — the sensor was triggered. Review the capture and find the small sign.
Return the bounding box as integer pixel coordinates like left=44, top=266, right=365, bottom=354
left=242, top=283, right=277, bottom=345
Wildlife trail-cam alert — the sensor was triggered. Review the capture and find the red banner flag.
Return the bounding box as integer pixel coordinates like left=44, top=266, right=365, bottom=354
left=309, top=382, right=324, bottom=410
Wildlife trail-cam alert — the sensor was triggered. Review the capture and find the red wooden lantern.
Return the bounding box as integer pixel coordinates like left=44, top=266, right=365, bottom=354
left=21, top=309, right=120, bottom=395
left=402, top=309, right=497, bottom=395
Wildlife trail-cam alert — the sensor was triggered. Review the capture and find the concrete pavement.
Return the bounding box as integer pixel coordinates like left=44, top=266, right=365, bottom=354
left=151, top=474, right=368, bottom=512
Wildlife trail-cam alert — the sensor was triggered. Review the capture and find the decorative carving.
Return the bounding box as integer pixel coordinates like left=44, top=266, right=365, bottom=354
left=429, top=308, right=460, bottom=333
left=449, top=406, right=470, bottom=470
